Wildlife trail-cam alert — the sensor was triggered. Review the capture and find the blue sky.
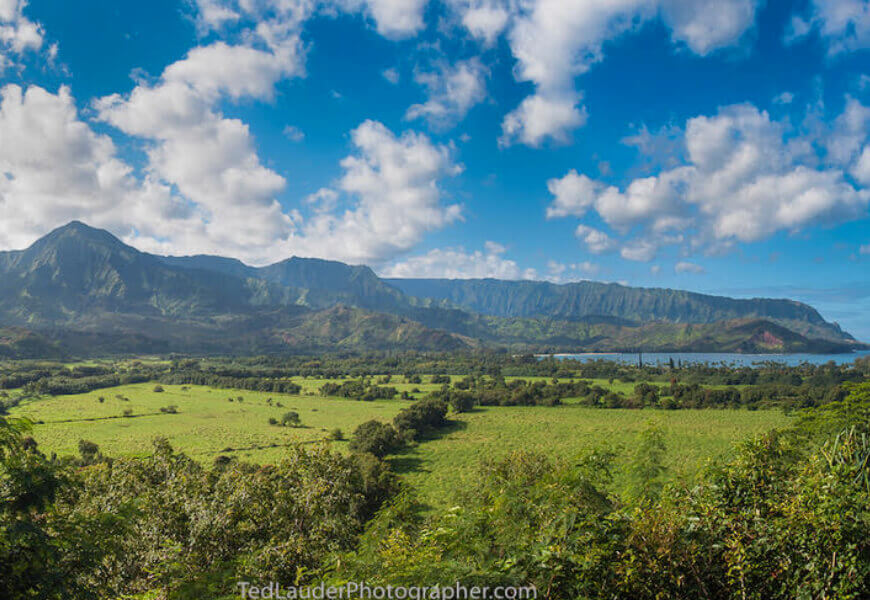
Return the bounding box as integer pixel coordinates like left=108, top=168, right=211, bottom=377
left=0, top=0, right=869, bottom=338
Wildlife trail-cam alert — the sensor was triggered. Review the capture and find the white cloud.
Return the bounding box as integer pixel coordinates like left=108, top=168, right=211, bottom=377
left=291, top=120, right=463, bottom=264
left=454, top=1, right=510, bottom=46
left=824, top=96, right=870, bottom=167
left=574, top=224, right=614, bottom=254
left=787, top=0, right=870, bottom=55
left=548, top=102, right=870, bottom=261
left=650, top=264, right=662, bottom=275
left=852, top=146, right=870, bottom=184
left=0, top=0, right=45, bottom=70
left=659, top=0, right=757, bottom=55
left=381, top=240, right=535, bottom=279
left=0, top=83, right=462, bottom=266
left=340, top=0, right=428, bottom=39
left=94, top=43, right=297, bottom=261
left=773, top=91, right=794, bottom=105
left=543, top=259, right=600, bottom=282
left=406, top=57, right=488, bottom=128
left=620, top=239, right=658, bottom=262
left=0, top=84, right=183, bottom=251
left=500, top=92, right=588, bottom=147
left=283, top=124, right=305, bottom=141
left=487, top=0, right=760, bottom=147
left=194, top=0, right=428, bottom=41
left=382, top=67, right=399, bottom=84
left=546, top=169, right=602, bottom=218
left=304, top=187, right=340, bottom=213
left=861, top=243, right=870, bottom=254
left=674, top=260, right=704, bottom=273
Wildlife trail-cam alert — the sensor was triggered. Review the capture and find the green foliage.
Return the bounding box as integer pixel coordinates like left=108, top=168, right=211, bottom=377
left=625, top=420, right=667, bottom=504
left=281, top=411, right=301, bottom=427
left=392, top=398, right=449, bottom=441
left=349, top=421, right=404, bottom=458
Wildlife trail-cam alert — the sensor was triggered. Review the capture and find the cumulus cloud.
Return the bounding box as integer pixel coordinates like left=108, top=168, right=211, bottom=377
left=548, top=102, right=870, bottom=261
left=406, top=57, right=488, bottom=128
left=94, top=42, right=297, bottom=261
left=500, top=93, right=587, bottom=147
left=787, top=0, right=870, bottom=55
left=194, top=0, right=428, bottom=41
left=574, top=224, right=614, bottom=254
left=381, top=240, right=535, bottom=279
left=0, top=0, right=45, bottom=70
left=861, top=243, right=870, bottom=254
left=475, top=0, right=761, bottom=147
left=620, top=239, right=659, bottom=262
left=291, top=120, right=463, bottom=263
left=0, top=84, right=183, bottom=250
left=0, top=86, right=460, bottom=267
left=674, top=260, right=704, bottom=273
left=453, top=0, right=511, bottom=46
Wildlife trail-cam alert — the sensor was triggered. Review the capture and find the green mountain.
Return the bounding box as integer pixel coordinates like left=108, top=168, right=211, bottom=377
left=386, top=278, right=851, bottom=343
left=0, top=222, right=862, bottom=357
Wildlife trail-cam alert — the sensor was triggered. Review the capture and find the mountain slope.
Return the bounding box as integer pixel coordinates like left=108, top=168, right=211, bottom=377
left=0, top=222, right=303, bottom=324
left=0, top=222, right=862, bottom=356
left=386, top=278, right=851, bottom=343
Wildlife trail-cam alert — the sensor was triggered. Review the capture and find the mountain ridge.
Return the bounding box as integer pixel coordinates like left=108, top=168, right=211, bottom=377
left=0, top=222, right=863, bottom=357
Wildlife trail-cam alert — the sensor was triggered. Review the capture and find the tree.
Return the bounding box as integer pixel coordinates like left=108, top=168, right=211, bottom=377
left=281, top=411, right=301, bottom=427
left=626, top=420, right=667, bottom=504
left=349, top=421, right=403, bottom=458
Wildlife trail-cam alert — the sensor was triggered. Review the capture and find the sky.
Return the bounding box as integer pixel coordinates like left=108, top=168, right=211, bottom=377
left=0, top=0, right=869, bottom=338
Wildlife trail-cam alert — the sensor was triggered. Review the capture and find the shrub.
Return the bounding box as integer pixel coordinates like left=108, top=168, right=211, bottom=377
left=349, top=420, right=403, bottom=458
left=153, top=385, right=164, bottom=393
left=281, top=411, right=301, bottom=427
left=393, top=398, right=448, bottom=440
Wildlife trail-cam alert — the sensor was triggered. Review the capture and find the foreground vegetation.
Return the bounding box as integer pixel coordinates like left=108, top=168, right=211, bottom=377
left=1, top=353, right=869, bottom=598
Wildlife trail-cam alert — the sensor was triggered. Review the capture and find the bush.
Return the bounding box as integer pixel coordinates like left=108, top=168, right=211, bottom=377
left=281, top=411, right=301, bottom=427
left=328, top=428, right=344, bottom=441
left=268, top=417, right=278, bottom=425
left=393, top=398, right=448, bottom=440
left=159, top=405, right=178, bottom=414
left=153, top=385, right=164, bottom=393
left=349, top=420, right=403, bottom=458
left=122, top=409, right=133, bottom=417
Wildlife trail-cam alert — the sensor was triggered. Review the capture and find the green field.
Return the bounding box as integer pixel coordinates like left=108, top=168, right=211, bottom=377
left=392, top=405, right=789, bottom=506
left=10, top=380, right=790, bottom=506
left=9, top=383, right=411, bottom=463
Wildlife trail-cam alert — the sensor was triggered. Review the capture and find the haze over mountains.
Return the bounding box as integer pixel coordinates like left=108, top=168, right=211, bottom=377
left=0, top=222, right=862, bottom=358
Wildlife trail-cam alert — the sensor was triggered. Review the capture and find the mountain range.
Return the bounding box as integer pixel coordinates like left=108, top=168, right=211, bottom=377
left=0, top=222, right=863, bottom=358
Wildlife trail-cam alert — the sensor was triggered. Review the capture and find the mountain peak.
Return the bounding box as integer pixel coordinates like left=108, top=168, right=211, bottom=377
left=34, top=221, right=129, bottom=251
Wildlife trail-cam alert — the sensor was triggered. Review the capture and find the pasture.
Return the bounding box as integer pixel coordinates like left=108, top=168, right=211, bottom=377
left=393, top=404, right=790, bottom=506
left=9, top=378, right=789, bottom=506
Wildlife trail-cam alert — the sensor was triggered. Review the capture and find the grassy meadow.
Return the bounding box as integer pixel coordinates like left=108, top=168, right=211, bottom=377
left=392, top=405, right=789, bottom=506
left=9, top=376, right=790, bottom=506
